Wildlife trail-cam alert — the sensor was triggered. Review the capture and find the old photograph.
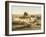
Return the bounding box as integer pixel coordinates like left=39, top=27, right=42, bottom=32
left=12, top=6, right=41, bottom=31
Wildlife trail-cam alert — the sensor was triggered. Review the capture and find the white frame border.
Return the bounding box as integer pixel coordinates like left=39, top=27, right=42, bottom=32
left=9, top=3, right=44, bottom=34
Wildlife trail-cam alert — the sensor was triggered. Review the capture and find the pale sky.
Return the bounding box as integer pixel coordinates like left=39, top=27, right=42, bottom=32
left=11, top=5, right=41, bottom=15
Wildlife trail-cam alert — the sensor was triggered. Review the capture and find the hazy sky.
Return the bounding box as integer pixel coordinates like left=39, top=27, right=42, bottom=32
left=11, top=5, right=41, bottom=15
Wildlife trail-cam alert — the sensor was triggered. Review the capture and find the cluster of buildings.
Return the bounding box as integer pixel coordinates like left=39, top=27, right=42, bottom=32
left=12, top=12, right=41, bottom=30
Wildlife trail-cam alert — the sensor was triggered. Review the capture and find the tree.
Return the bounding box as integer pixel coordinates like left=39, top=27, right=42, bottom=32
left=24, top=12, right=28, bottom=16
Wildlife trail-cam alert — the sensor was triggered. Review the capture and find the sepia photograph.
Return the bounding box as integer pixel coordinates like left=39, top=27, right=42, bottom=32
left=5, top=1, right=45, bottom=36
left=12, top=6, right=41, bottom=31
